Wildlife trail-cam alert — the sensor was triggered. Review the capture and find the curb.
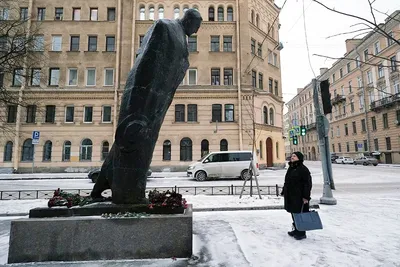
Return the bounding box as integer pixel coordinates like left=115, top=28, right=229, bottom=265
left=0, top=204, right=320, bottom=217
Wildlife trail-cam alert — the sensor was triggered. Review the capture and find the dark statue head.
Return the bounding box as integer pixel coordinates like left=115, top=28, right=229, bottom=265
left=180, top=9, right=203, bottom=36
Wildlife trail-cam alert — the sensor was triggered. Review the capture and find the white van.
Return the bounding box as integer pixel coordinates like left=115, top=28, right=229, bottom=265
left=186, top=150, right=260, bottom=181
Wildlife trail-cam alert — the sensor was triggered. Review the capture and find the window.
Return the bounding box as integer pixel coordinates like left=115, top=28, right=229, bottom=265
left=175, top=104, right=185, bottom=122
left=12, top=69, right=23, bottom=86
left=158, top=6, right=164, bottom=19
left=31, top=35, right=44, bottom=52
left=20, top=8, right=28, bottom=20
left=0, top=7, right=9, bottom=20
left=223, top=36, right=232, bottom=52
left=258, top=73, right=263, bottom=89
left=180, top=138, right=192, bottom=161
left=201, top=139, right=209, bottom=156
left=371, top=116, right=376, bottom=130
left=187, top=104, right=197, bottom=122
left=188, top=36, right=197, bottom=52
left=208, top=7, right=215, bottom=21
left=139, top=35, right=144, bottom=47
left=49, top=68, right=60, bottom=86
left=251, top=39, right=255, bottom=54
left=263, top=106, right=268, bottom=124
left=361, top=119, right=366, bottom=132
left=269, top=108, right=274, bottom=125
left=102, top=106, right=112, bottom=122
left=354, top=141, right=358, bottom=152
left=338, top=143, right=342, bottom=153
left=332, top=144, right=335, bottom=153
left=61, top=141, right=71, bottom=161
left=102, top=141, right=110, bottom=160
left=88, top=36, right=97, bottom=51
left=347, top=63, right=351, bottom=73
left=227, top=7, right=233, bottom=21
left=42, top=141, right=52, bottom=161
left=374, top=138, right=379, bottom=151
left=68, top=68, right=78, bottom=86
left=387, top=31, right=394, bottom=46
left=269, top=78, right=273, bottom=93
left=251, top=10, right=254, bottom=23
left=86, top=68, right=96, bottom=86
left=52, top=36, right=62, bottom=51
left=369, top=90, right=375, bottom=104
left=352, top=121, right=357, bottom=134
left=346, top=142, right=350, bottom=152
left=390, top=56, right=397, bottom=72
left=26, top=105, right=36, bottom=123
left=212, top=104, right=222, bottom=122
left=350, top=99, right=354, bottom=112
left=386, top=137, right=391, bottom=150
left=259, top=141, right=263, bottom=159
left=188, top=69, right=197, bottom=85
left=339, top=68, right=343, bottom=78
left=0, top=36, right=7, bottom=51
left=355, top=56, right=360, bottom=68
left=225, top=104, right=234, bottom=122
left=73, top=8, right=81, bottom=21
left=44, top=105, right=55, bottom=123
left=29, top=68, right=40, bottom=86
left=90, top=8, right=98, bottom=21
left=106, top=36, right=115, bottom=52
left=183, top=6, right=189, bottom=13
left=378, top=64, right=384, bottom=78
left=84, top=106, right=93, bottom=122
left=336, top=126, right=340, bottom=136
left=174, top=7, right=180, bottom=19
left=37, top=8, right=45, bottom=21
left=348, top=81, right=352, bottom=93
left=256, top=14, right=260, bottom=27
left=374, top=41, right=380, bottom=54
left=394, top=80, right=400, bottom=94
left=211, top=68, right=220, bottom=85
left=363, top=140, right=368, bottom=151
left=397, top=110, right=400, bottom=124
left=21, top=139, right=34, bottom=161
left=211, top=36, right=219, bottom=52
left=65, top=106, right=74, bottom=122
left=224, top=68, right=233, bottom=85
left=257, top=43, right=262, bottom=57
left=274, top=81, right=279, bottom=95
left=343, top=103, right=346, bottom=114
left=332, top=74, right=336, bottom=82
left=149, top=6, right=155, bottom=20
left=3, top=141, right=13, bottom=162
left=104, top=68, right=114, bottom=86
left=7, top=105, right=17, bottom=123
left=218, top=7, right=224, bottom=21
left=139, top=7, right=145, bottom=20
left=70, top=36, right=80, bottom=51
left=383, top=113, right=388, bottom=129
left=107, top=8, right=116, bottom=21
left=220, top=139, right=228, bottom=151
left=367, top=70, right=373, bottom=84
left=251, top=70, right=256, bottom=87
left=163, top=140, right=171, bottom=160
left=55, top=8, right=63, bottom=20
left=80, top=139, right=92, bottom=161
left=364, top=49, right=369, bottom=61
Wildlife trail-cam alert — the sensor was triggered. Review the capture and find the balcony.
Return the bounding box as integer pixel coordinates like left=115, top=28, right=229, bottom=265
left=370, top=92, right=400, bottom=111
left=306, top=123, right=316, bottom=130
left=331, top=94, right=346, bottom=105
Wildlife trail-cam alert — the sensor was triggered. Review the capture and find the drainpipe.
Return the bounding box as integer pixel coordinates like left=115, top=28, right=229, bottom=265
left=130, top=0, right=137, bottom=68
left=235, top=0, right=243, bottom=150
left=113, top=0, right=123, bottom=140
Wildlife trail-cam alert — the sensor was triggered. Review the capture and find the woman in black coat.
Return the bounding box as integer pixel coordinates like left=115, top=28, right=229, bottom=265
left=282, top=151, right=312, bottom=240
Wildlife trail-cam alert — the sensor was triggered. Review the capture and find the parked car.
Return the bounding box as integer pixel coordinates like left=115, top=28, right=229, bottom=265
left=88, top=168, right=152, bottom=183
left=187, top=150, right=260, bottom=181
left=331, top=154, right=339, bottom=163
left=335, top=156, right=354, bottom=164
left=354, top=156, right=378, bottom=166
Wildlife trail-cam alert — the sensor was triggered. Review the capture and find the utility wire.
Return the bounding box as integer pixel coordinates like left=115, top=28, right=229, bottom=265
left=302, top=0, right=316, bottom=78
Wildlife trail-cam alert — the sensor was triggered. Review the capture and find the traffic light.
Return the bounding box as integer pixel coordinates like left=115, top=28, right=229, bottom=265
left=292, top=136, right=298, bottom=145
left=320, top=79, right=332, bottom=115
left=300, top=125, right=306, bottom=136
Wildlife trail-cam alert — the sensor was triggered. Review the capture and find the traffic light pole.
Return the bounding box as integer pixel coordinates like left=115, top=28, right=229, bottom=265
left=312, top=79, right=337, bottom=205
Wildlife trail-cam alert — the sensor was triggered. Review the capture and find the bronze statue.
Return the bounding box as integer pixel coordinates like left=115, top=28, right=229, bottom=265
left=91, top=9, right=203, bottom=204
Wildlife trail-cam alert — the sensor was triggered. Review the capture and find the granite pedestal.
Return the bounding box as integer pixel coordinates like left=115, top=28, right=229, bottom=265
left=8, top=205, right=192, bottom=263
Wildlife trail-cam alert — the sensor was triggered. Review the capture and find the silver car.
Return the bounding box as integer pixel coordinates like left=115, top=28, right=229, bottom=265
left=353, top=157, right=378, bottom=166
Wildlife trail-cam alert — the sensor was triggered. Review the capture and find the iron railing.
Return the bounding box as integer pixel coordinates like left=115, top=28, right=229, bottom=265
left=370, top=92, right=400, bottom=111
left=0, top=185, right=282, bottom=200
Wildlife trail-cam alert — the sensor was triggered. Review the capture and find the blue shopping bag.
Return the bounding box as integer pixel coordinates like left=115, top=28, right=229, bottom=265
left=293, top=204, right=323, bottom=231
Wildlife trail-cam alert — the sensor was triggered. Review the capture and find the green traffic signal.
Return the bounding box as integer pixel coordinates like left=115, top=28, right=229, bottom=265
left=293, top=136, right=298, bottom=145
left=300, top=125, right=307, bottom=136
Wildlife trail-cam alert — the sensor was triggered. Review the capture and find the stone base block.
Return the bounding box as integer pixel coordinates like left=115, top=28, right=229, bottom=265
left=8, top=205, right=192, bottom=264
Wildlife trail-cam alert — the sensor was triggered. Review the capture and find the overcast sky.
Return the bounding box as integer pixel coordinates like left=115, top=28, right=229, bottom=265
left=276, top=0, right=400, bottom=107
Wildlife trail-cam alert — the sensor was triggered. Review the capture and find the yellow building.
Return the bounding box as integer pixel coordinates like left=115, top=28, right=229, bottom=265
left=0, top=0, right=285, bottom=172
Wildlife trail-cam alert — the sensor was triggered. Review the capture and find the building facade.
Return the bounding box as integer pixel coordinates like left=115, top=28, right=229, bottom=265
left=286, top=11, right=400, bottom=164
left=0, top=0, right=285, bottom=172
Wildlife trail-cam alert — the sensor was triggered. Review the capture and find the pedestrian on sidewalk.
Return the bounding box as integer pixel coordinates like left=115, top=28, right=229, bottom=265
left=281, top=151, right=312, bottom=240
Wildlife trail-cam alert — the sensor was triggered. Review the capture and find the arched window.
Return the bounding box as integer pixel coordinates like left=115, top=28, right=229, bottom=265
left=158, top=6, right=164, bottom=19
left=163, top=140, right=171, bottom=160
left=218, top=7, right=224, bottom=21
left=102, top=141, right=109, bottom=160
left=256, top=14, right=259, bottom=27
left=201, top=139, right=209, bottom=156
left=251, top=10, right=254, bottom=24
left=174, top=7, right=180, bottom=19
left=259, top=140, right=263, bottom=159
left=62, top=141, right=71, bottom=161
left=43, top=141, right=52, bottom=161
left=193, top=5, right=199, bottom=11
left=263, top=106, right=268, bottom=124
left=80, top=139, right=92, bottom=161
left=183, top=6, right=189, bottom=13
left=21, top=139, right=34, bottom=161
left=3, top=141, right=13, bottom=162
left=208, top=7, right=215, bottom=21
left=227, top=7, right=233, bottom=21
left=267, top=23, right=271, bottom=35
left=149, top=6, right=155, bottom=20
left=276, top=142, right=279, bottom=159
left=139, top=6, right=145, bottom=20
left=180, top=138, right=192, bottom=161
left=269, top=108, right=274, bottom=125
left=220, top=139, right=228, bottom=151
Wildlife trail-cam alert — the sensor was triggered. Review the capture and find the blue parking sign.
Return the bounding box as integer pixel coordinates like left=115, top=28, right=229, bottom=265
left=32, top=131, right=40, bottom=144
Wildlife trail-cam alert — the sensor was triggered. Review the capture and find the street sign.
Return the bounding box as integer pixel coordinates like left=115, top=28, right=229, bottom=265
left=294, top=126, right=300, bottom=136
left=32, top=131, right=40, bottom=145
left=357, top=143, right=363, bottom=149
